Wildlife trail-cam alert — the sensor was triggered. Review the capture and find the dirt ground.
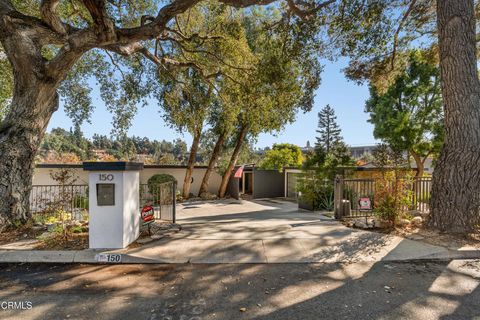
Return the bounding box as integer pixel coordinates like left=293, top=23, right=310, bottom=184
left=394, top=225, right=480, bottom=250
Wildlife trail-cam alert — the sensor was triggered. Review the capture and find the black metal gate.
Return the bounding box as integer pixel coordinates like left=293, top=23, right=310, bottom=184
left=140, top=181, right=177, bottom=223
left=334, top=177, right=431, bottom=219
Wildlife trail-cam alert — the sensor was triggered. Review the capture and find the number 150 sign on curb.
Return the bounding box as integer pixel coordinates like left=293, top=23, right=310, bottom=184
left=95, top=253, right=122, bottom=263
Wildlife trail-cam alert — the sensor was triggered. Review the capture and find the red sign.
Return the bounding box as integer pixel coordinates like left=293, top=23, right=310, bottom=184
left=359, top=197, right=372, bottom=210
left=141, top=205, right=155, bottom=224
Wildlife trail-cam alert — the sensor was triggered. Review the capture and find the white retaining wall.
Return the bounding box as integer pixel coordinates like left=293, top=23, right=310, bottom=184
left=33, top=165, right=222, bottom=196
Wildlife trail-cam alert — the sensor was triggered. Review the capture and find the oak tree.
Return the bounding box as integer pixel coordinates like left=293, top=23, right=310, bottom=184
left=0, top=0, right=330, bottom=230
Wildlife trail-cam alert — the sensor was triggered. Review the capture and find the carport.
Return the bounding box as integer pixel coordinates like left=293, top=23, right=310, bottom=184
left=226, top=165, right=301, bottom=200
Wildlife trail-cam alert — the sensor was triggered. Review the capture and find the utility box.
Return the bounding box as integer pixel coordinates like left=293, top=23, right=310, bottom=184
left=83, top=162, right=144, bottom=249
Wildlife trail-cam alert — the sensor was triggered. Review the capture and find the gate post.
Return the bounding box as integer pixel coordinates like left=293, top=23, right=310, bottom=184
left=83, top=161, right=144, bottom=249
left=334, top=175, right=344, bottom=219
left=172, top=181, right=177, bottom=224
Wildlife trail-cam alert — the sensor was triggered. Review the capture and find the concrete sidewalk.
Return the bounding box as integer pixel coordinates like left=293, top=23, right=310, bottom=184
left=1, top=199, right=479, bottom=264
left=0, top=237, right=479, bottom=264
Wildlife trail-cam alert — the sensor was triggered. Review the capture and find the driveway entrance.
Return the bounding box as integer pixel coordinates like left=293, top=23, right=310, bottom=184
left=126, top=199, right=449, bottom=263
left=177, top=199, right=338, bottom=240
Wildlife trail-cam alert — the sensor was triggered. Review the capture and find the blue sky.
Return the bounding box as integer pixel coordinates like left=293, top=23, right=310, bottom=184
left=47, top=57, right=378, bottom=148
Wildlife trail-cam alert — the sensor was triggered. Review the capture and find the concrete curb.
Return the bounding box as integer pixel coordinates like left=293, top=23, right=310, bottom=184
left=1, top=249, right=479, bottom=264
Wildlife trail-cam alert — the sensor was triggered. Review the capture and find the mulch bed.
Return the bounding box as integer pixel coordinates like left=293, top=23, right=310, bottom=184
left=35, top=232, right=89, bottom=250
left=0, top=226, right=44, bottom=246
left=1, top=221, right=180, bottom=251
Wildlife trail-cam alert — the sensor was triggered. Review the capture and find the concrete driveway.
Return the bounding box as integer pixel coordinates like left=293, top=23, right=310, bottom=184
left=126, top=199, right=452, bottom=263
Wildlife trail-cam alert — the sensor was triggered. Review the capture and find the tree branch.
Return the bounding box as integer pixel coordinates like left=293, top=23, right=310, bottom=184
left=160, top=35, right=251, bottom=71
left=104, top=50, right=126, bottom=80
left=40, top=0, right=67, bottom=34
left=164, top=27, right=224, bottom=42
left=80, top=0, right=116, bottom=40
left=391, top=0, right=417, bottom=69
left=286, top=0, right=335, bottom=21
left=217, top=0, right=276, bottom=8
left=0, top=0, right=13, bottom=16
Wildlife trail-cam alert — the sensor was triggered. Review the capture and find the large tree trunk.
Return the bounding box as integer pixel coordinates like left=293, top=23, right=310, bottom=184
left=429, top=0, right=480, bottom=233
left=0, top=15, right=79, bottom=231
left=182, top=131, right=201, bottom=199
left=0, top=80, right=59, bottom=231
left=198, top=132, right=225, bottom=196
left=218, top=125, right=248, bottom=198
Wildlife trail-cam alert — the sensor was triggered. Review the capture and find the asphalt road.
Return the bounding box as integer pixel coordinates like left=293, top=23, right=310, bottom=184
left=0, top=261, right=479, bottom=320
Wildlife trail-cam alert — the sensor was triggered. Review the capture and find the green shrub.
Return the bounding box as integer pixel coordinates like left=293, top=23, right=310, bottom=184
left=373, top=171, right=413, bottom=227
left=147, top=174, right=176, bottom=194
left=297, top=170, right=334, bottom=211
left=316, top=184, right=334, bottom=210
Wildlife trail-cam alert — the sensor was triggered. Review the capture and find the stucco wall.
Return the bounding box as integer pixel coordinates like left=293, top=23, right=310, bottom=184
left=33, top=167, right=89, bottom=185
left=33, top=166, right=222, bottom=196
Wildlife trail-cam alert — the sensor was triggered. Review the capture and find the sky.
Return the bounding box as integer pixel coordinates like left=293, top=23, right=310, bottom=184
left=47, top=57, right=378, bottom=149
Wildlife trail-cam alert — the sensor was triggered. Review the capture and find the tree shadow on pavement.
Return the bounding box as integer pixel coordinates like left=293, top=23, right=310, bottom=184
left=0, top=258, right=478, bottom=320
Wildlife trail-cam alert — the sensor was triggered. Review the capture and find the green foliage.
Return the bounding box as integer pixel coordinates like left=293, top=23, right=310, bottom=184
left=39, top=127, right=196, bottom=164
left=371, top=144, right=414, bottom=226
left=157, top=68, right=212, bottom=137
left=309, top=104, right=352, bottom=170
left=374, top=171, right=414, bottom=227
left=216, top=139, right=259, bottom=176
left=297, top=170, right=334, bottom=211
left=260, top=143, right=303, bottom=171
left=365, top=51, right=444, bottom=167
left=147, top=174, right=176, bottom=194
left=321, top=142, right=355, bottom=180
left=221, top=8, right=322, bottom=140
left=0, top=47, right=12, bottom=121
left=70, top=225, right=84, bottom=234
left=298, top=104, right=352, bottom=210
left=40, top=127, right=94, bottom=161
left=371, top=144, right=408, bottom=169
left=329, top=1, right=438, bottom=90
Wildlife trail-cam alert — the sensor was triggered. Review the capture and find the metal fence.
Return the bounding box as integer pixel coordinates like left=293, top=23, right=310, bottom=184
left=30, top=185, right=89, bottom=222
left=29, top=181, right=177, bottom=223
left=335, top=177, right=432, bottom=218
left=140, top=181, right=177, bottom=223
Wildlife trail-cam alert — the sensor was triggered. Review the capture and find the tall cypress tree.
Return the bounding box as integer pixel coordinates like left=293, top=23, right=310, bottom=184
left=315, top=104, right=342, bottom=154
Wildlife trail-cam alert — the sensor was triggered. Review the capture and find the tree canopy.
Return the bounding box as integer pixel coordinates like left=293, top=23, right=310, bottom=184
left=365, top=50, right=443, bottom=176
left=260, top=143, right=303, bottom=171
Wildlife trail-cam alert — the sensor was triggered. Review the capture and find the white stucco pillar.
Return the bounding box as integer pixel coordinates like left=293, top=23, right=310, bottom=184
left=83, top=162, right=144, bottom=249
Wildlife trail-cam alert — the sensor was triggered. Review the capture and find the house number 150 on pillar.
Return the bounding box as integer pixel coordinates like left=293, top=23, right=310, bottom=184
left=99, top=174, right=114, bottom=181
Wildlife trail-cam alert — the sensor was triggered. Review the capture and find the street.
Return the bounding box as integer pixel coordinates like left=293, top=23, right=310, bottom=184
left=1, top=261, right=479, bottom=320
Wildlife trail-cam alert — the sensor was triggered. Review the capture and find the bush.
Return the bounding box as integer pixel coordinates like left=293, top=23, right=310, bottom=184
left=147, top=174, right=176, bottom=194
left=297, top=170, right=334, bottom=211
left=373, top=171, right=413, bottom=227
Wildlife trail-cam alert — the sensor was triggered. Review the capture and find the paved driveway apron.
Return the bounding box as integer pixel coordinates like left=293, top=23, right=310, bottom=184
left=126, top=199, right=448, bottom=263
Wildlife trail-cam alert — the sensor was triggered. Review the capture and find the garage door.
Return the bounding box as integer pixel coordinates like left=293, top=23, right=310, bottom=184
left=286, top=172, right=299, bottom=199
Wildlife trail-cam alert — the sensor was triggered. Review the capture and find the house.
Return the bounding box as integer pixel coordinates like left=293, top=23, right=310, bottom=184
left=226, top=165, right=302, bottom=200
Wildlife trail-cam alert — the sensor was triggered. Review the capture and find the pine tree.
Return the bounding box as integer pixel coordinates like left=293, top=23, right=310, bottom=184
left=315, top=104, right=342, bottom=154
